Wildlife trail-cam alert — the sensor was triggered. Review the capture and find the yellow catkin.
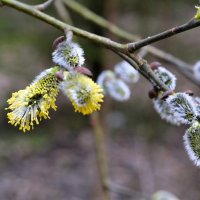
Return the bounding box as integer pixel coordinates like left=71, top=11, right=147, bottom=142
left=7, top=68, right=60, bottom=132
left=63, top=73, right=104, bottom=115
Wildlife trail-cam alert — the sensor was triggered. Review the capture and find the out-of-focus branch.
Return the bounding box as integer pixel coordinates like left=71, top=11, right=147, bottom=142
left=90, top=112, right=111, bottom=200
left=109, top=181, right=143, bottom=198
left=34, top=0, right=54, bottom=11
left=62, top=0, right=199, bottom=85
left=63, top=0, right=139, bottom=41
left=147, top=48, right=200, bottom=86
left=54, top=0, right=73, bottom=24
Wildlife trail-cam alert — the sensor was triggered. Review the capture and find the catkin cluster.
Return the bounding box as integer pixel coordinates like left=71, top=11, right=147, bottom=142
left=151, top=63, right=200, bottom=166
left=6, top=35, right=104, bottom=132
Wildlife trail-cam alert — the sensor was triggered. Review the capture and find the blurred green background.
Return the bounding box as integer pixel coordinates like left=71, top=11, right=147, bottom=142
left=0, top=0, right=200, bottom=199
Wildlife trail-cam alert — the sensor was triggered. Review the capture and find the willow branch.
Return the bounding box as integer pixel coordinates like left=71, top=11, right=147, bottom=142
left=2, top=0, right=171, bottom=92
left=62, top=0, right=199, bottom=85
left=114, top=51, right=156, bottom=86
left=90, top=112, right=111, bottom=200
left=113, top=50, right=169, bottom=91
left=128, top=53, right=169, bottom=91
left=128, top=18, right=200, bottom=52
left=1, top=0, right=195, bottom=92
left=34, top=0, right=54, bottom=11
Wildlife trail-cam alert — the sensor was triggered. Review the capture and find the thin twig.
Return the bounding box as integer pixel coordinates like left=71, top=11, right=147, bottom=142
left=34, top=0, right=55, bottom=11
left=127, top=18, right=200, bottom=52
left=138, top=48, right=148, bottom=58
left=128, top=53, right=169, bottom=91
left=113, top=51, right=154, bottom=85
left=54, top=0, right=73, bottom=24
left=90, top=112, right=111, bottom=200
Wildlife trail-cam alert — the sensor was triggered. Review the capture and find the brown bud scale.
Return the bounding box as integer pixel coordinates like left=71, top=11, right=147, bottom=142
left=160, top=90, right=174, bottom=100
left=75, top=66, right=93, bottom=77
left=148, top=89, right=158, bottom=99
left=52, top=36, right=65, bottom=50
left=150, top=61, right=162, bottom=71
left=55, top=71, right=64, bottom=81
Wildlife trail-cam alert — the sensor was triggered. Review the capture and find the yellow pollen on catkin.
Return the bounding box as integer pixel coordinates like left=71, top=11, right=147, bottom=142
left=63, top=73, right=104, bottom=115
left=6, top=68, right=60, bottom=132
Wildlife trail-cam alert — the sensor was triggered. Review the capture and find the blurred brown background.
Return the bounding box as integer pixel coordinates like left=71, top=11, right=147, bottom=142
left=0, top=0, right=200, bottom=199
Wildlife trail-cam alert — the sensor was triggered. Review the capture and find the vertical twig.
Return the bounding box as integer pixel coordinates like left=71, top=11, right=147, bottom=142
left=90, top=112, right=111, bottom=200
left=54, top=0, right=73, bottom=24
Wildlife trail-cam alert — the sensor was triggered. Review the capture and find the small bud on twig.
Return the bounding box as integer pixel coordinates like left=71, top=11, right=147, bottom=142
left=75, top=66, right=93, bottom=76
left=150, top=62, right=162, bottom=71
left=55, top=71, right=64, bottom=81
